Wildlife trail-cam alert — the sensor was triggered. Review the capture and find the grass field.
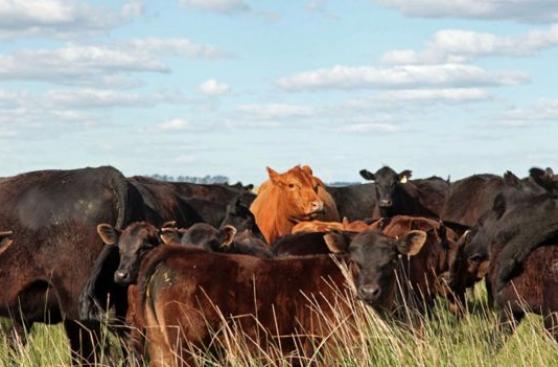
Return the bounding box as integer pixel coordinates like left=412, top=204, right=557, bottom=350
left=0, top=284, right=556, bottom=367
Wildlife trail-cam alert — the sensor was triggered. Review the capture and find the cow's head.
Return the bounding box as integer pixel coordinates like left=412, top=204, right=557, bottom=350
left=162, top=223, right=237, bottom=251
left=443, top=226, right=490, bottom=299
left=266, top=165, right=324, bottom=221
left=222, top=196, right=258, bottom=232
left=97, top=222, right=162, bottom=285
left=324, top=229, right=427, bottom=309
left=530, top=167, right=558, bottom=195
left=360, top=166, right=411, bottom=208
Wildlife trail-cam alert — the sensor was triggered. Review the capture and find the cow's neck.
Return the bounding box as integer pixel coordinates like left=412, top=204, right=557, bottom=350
left=250, top=183, right=293, bottom=245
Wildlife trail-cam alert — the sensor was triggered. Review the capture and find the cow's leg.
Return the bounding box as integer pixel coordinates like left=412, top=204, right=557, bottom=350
left=63, top=319, right=101, bottom=366
left=485, top=277, right=494, bottom=308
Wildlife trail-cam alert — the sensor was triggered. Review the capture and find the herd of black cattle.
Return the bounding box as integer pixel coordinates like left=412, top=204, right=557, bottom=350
left=0, top=165, right=557, bottom=366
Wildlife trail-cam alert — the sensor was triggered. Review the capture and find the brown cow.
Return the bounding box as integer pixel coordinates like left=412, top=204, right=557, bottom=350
left=250, top=165, right=338, bottom=244
left=291, top=218, right=374, bottom=234
left=126, top=230, right=427, bottom=366
left=325, top=215, right=463, bottom=316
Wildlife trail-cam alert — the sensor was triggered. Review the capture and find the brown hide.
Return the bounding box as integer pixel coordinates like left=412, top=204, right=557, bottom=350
left=380, top=215, right=462, bottom=313
left=250, top=165, right=337, bottom=244
left=134, top=246, right=352, bottom=366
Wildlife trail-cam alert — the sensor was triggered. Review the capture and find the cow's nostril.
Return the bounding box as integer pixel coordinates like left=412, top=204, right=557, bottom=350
left=114, top=271, right=128, bottom=281
left=379, top=199, right=392, bottom=207
left=361, top=285, right=381, bottom=300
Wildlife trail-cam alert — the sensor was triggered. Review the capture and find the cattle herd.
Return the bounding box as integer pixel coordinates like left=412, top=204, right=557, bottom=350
left=0, top=164, right=557, bottom=366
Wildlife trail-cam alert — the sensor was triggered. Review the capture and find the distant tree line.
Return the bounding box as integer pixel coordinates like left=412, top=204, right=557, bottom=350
left=150, top=174, right=229, bottom=184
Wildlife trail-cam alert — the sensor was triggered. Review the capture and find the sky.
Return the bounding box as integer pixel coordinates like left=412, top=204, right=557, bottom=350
left=0, top=0, right=557, bottom=184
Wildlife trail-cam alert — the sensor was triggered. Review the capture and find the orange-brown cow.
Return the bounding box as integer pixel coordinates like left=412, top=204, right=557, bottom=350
left=291, top=218, right=373, bottom=234
left=250, top=165, right=339, bottom=244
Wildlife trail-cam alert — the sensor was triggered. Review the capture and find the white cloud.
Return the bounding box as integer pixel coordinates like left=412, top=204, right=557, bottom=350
left=375, top=88, right=490, bottom=102
left=382, top=25, right=558, bottom=65
left=179, top=0, right=249, bottom=13
left=337, top=121, right=400, bottom=133
left=124, top=38, right=221, bottom=58
left=373, top=0, right=558, bottom=23
left=46, top=88, right=189, bottom=108
left=198, top=79, right=230, bottom=96
left=0, top=38, right=222, bottom=85
left=277, top=64, right=528, bottom=91
left=0, top=0, right=143, bottom=38
left=237, top=103, right=316, bottom=120
left=157, top=118, right=191, bottom=131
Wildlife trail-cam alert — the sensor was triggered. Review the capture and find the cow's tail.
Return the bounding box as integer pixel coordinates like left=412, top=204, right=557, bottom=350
left=111, top=174, right=129, bottom=230
left=107, top=167, right=143, bottom=230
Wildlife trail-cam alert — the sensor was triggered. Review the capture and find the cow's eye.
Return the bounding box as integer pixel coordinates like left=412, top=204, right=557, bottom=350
left=313, top=185, right=319, bottom=193
left=288, top=183, right=295, bottom=189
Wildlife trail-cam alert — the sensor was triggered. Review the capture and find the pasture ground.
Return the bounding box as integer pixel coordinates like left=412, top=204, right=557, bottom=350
left=0, top=284, right=556, bottom=367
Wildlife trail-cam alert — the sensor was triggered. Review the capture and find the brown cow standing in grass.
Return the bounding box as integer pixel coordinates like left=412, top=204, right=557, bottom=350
left=83, top=221, right=272, bottom=361
left=250, top=165, right=339, bottom=244
left=97, top=220, right=427, bottom=366
left=324, top=216, right=463, bottom=317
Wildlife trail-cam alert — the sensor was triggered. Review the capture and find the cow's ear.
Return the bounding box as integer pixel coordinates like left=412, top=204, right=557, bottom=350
left=161, top=220, right=177, bottom=229
left=160, top=228, right=180, bottom=245
left=359, top=169, right=375, bottom=181
left=301, top=165, right=314, bottom=177
left=97, top=224, right=119, bottom=245
left=503, top=171, right=520, bottom=187
left=530, top=167, right=557, bottom=193
left=266, top=167, right=281, bottom=184
left=399, top=170, right=412, bottom=183
left=324, top=231, right=350, bottom=253
left=396, top=230, right=427, bottom=256
left=218, top=225, right=237, bottom=248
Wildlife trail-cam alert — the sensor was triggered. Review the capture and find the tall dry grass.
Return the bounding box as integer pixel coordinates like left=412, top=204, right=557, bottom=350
left=1, top=283, right=557, bottom=366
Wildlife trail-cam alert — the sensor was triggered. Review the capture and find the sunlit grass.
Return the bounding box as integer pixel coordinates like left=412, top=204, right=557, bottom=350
left=0, top=283, right=556, bottom=366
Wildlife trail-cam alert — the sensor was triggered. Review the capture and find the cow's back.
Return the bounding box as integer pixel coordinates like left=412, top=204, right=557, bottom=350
left=326, top=183, right=377, bottom=220
left=442, top=174, right=503, bottom=226
left=136, top=247, right=349, bottom=361
left=0, top=166, right=142, bottom=321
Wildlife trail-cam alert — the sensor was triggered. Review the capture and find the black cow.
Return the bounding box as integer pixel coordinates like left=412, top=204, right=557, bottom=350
left=475, top=190, right=558, bottom=339
left=359, top=166, right=449, bottom=218
left=325, top=183, right=378, bottom=221
left=445, top=171, right=558, bottom=308
left=0, top=166, right=148, bottom=364
left=165, top=178, right=256, bottom=207
left=441, top=170, right=548, bottom=228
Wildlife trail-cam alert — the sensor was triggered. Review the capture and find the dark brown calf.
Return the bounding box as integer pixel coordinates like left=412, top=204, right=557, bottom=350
left=131, top=231, right=427, bottom=366
left=325, top=215, right=463, bottom=316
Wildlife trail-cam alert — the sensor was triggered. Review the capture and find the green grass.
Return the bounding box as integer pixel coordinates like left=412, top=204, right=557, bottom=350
left=1, top=284, right=556, bottom=367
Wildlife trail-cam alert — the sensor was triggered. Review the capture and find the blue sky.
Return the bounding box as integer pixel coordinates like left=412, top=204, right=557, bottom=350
left=0, top=0, right=557, bottom=184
